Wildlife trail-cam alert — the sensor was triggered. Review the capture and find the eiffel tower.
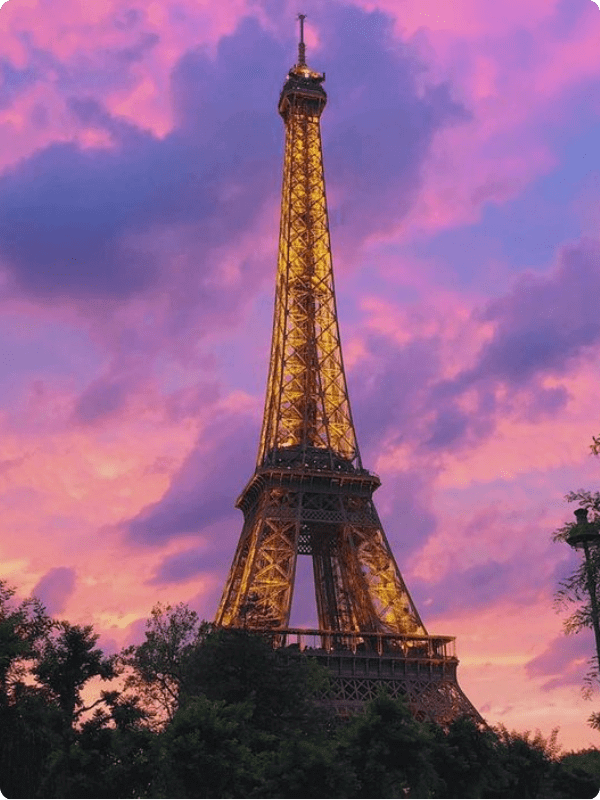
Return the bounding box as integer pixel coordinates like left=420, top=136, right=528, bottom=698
left=215, top=16, right=480, bottom=723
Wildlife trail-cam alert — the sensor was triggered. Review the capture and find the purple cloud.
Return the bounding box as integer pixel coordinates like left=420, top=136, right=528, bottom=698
left=17, top=22, right=159, bottom=99
left=0, top=58, right=38, bottom=110
left=410, top=517, right=559, bottom=618
left=32, top=566, right=76, bottom=615
left=127, top=408, right=256, bottom=544
left=317, top=5, right=468, bottom=248
left=0, top=7, right=466, bottom=313
left=351, top=333, right=442, bottom=452
left=526, top=632, right=593, bottom=691
left=0, top=20, right=282, bottom=303
left=411, top=560, right=515, bottom=617
left=425, top=405, right=470, bottom=449
left=404, top=238, right=600, bottom=454
left=375, top=469, right=439, bottom=561
left=464, top=239, right=600, bottom=387
left=0, top=137, right=161, bottom=299
left=148, top=547, right=211, bottom=584
left=73, top=375, right=131, bottom=425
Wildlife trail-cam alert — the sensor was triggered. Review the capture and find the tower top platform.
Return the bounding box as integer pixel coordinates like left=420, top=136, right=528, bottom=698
left=279, top=14, right=326, bottom=118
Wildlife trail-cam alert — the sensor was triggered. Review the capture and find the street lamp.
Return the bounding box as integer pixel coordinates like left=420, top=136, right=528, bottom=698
left=567, top=508, right=600, bottom=681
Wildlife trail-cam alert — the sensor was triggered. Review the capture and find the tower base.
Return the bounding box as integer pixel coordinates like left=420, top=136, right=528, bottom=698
left=248, top=627, right=482, bottom=726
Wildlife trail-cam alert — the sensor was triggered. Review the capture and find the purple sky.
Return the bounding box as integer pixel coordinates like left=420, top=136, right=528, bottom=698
left=2, top=0, right=600, bottom=750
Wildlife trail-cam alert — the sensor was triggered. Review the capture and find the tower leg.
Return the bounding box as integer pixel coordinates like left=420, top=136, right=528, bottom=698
left=216, top=491, right=300, bottom=629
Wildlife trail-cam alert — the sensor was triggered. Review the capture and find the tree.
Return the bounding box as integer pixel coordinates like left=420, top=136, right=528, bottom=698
left=558, top=748, right=600, bottom=798
left=494, top=726, right=563, bottom=798
left=123, top=612, right=339, bottom=797
left=338, top=692, right=441, bottom=798
left=33, top=623, right=151, bottom=799
left=0, top=580, right=53, bottom=696
left=150, top=696, right=256, bottom=798
left=0, top=581, right=154, bottom=799
left=0, top=681, right=64, bottom=799
left=553, top=490, right=600, bottom=697
left=258, top=734, right=358, bottom=799
left=41, top=692, right=156, bottom=799
left=5, top=588, right=596, bottom=799
left=122, top=607, right=330, bottom=736
left=120, top=602, right=208, bottom=725
left=431, top=720, right=596, bottom=799
left=0, top=581, right=57, bottom=798
left=429, top=716, right=510, bottom=798
left=33, top=622, right=116, bottom=723
left=181, top=627, right=330, bottom=736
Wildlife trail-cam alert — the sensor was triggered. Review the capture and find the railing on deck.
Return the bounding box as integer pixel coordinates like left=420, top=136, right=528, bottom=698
left=227, top=627, right=456, bottom=660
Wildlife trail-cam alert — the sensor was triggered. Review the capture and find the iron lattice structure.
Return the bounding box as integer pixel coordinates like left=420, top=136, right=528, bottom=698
left=215, top=19, right=480, bottom=724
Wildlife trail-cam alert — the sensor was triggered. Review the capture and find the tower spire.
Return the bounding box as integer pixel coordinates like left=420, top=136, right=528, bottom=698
left=297, top=13, right=307, bottom=67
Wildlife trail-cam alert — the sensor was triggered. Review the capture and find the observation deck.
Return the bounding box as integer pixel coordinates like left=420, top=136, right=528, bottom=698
left=279, top=64, right=327, bottom=119
left=228, top=627, right=479, bottom=724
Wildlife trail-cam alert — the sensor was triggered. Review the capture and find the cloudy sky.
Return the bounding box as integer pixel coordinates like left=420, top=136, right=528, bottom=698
left=2, top=0, right=600, bottom=750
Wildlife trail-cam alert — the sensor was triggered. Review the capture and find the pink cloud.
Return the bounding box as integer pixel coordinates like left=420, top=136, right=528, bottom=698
left=0, top=0, right=600, bottom=753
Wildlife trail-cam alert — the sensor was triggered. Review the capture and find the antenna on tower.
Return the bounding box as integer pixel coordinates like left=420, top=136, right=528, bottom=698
left=297, top=13, right=306, bottom=66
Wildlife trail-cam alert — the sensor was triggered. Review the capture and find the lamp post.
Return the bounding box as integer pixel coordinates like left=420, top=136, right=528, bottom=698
left=567, top=508, right=600, bottom=680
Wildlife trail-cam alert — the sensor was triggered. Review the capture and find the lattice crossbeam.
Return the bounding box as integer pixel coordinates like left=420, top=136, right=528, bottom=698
left=258, top=86, right=358, bottom=467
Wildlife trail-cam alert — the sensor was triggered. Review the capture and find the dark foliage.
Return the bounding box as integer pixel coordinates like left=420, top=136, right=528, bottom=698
left=429, top=716, right=509, bottom=798
left=1, top=585, right=598, bottom=798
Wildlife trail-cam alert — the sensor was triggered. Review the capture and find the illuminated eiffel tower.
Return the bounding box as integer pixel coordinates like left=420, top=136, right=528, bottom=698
left=216, top=16, right=479, bottom=723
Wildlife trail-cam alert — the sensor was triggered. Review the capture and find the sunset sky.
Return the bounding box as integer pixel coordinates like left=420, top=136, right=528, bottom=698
left=2, top=0, right=600, bottom=751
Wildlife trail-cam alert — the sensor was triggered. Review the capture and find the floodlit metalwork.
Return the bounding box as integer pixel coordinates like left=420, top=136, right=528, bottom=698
left=215, top=18, right=480, bottom=724
left=258, top=55, right=357, bottom=468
